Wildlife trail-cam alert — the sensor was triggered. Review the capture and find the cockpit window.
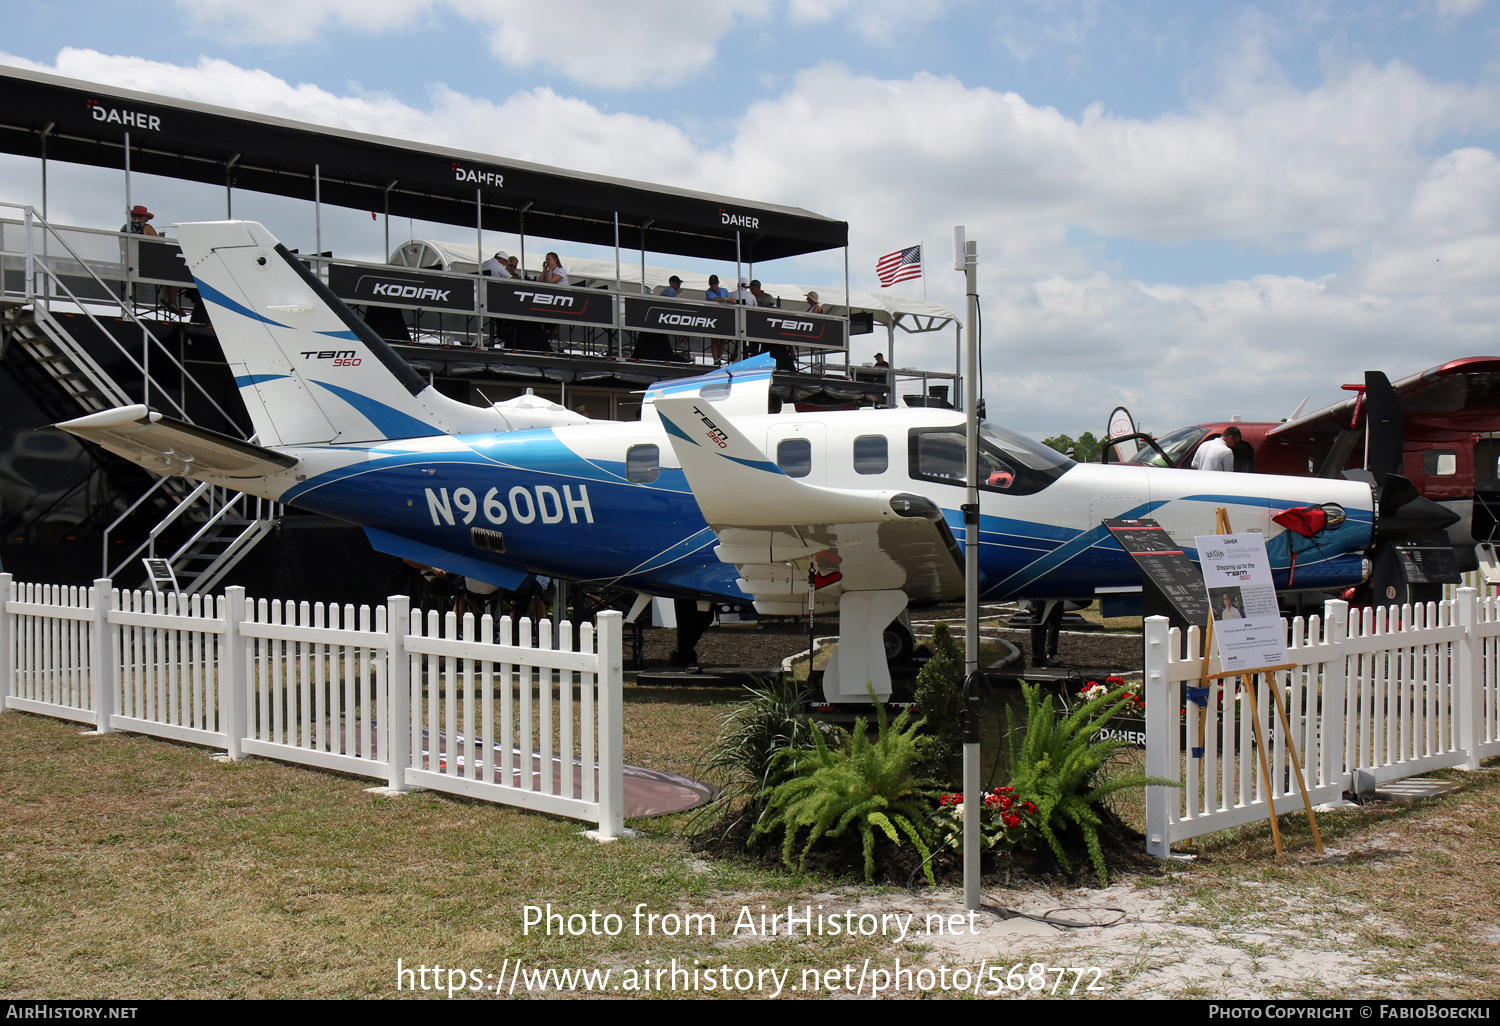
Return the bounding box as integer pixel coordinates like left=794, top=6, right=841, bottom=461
left=1127, top=425, right=1207, bottom=468
left=908, top=422, right=1072, bottom=496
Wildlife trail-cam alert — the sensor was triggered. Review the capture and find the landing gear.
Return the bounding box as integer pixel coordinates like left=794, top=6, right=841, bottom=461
left=822, top=590, right=909, bottom=703
left=883, top=614, right=915, bottom=664
left=669, top=598, right=715, bottom=668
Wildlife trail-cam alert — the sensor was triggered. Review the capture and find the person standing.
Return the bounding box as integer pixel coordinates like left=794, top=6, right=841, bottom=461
left=122, top=205, right=180, bottom=315
left=1191, top=426, right=1240, bottom=472
left=704, top=275, right=731, bottom=365
left=122, top=204, right=161, bottom=237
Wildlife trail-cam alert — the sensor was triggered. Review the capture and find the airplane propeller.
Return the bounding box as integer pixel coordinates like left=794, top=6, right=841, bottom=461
left=1357, top=371, right=1460, bottom=606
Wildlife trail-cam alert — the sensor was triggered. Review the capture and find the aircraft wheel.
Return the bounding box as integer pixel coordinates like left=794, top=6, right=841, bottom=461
left=884, top=619, right=915, bottom=664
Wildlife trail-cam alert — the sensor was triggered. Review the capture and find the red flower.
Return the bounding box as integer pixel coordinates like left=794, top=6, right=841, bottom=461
left=1003, top=813, right=1020, bottom=829
left=1021, top=801, right=1037, bottom=814
left=999, top=796, right=1014, bottom=810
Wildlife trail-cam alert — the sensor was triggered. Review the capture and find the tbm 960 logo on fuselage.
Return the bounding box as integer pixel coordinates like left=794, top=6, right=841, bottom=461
left=425, top=485, right=595, bottom=527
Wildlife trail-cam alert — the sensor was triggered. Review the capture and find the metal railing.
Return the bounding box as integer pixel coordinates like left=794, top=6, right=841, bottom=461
left=0, top=205, right=243, bottom=431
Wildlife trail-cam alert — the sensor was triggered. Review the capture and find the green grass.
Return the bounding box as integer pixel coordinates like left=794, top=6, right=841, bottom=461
left=4, top=674, right=1500, bottom=999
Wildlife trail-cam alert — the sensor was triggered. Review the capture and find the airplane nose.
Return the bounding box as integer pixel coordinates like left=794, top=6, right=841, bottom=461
left=1374, top=493, right=1460, bottom=542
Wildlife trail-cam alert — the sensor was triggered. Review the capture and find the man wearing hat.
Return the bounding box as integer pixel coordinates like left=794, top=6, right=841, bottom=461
left=662, top=274, right=683, bottom=298
left=805, top=291, right=824, bottom=314
left=480, top=251, right=514, bottom=278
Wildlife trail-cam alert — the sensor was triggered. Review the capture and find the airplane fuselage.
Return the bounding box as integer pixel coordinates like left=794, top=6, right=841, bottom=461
left=259, top=405, right=1374, bottom=605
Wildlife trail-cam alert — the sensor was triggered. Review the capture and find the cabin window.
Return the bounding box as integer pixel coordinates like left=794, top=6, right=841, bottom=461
left=854, top=434, right=888, bottom=474
left=1424, top=450, right=1457, bottom=476
left=626, top=444, right=659, bottom=483
left=777, top=438, right=812, bottom=478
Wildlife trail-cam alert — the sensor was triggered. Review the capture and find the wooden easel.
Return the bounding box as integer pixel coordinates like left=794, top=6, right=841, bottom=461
left=1205, top=508, right=1323, bottom=862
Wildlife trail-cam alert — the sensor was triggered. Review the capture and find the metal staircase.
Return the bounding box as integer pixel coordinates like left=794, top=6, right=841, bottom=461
left=1, top=203, right=279, bottom=592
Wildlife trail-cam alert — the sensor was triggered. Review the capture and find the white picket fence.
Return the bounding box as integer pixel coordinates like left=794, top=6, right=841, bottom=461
left=1144, top=588, right=1500, bottom=855
left=0, top=574, right=624, bottom=836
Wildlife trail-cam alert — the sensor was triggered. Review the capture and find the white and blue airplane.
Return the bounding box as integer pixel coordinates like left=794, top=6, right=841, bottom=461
left=59, top=221, right=1379, bottom=701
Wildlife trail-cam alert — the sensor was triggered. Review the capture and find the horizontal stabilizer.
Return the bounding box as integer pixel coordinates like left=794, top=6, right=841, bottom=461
left=56, top=405, right=298, bottom=480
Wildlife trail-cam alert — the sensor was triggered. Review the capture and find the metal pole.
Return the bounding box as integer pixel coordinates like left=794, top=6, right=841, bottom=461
left=314, top=163, right=322, bottom=261
left=614, top=211, right=622, bottom=358
left=735, top=230, right=743, bottom=360
left=843, top=244, right=851, bottom=376
left=640, top=220, right=651, bottom=293
left=39, top=125, right=51, bottom=221
left=519, top=202, right=530, bottom=280
left=886, top=319, right=897, bottom=408
left=960, top=232, right=981, bottom=913
left=23, top=206, right=33, bottom=305
left=476, top=186, right=483, bottom=270
left=123, top=131, right=131, bottom=227
left=225, top=153, right=239, bottom=218
left=955, top=321, right=962, bottom=408
left=383, top=180, right=394, bottom=258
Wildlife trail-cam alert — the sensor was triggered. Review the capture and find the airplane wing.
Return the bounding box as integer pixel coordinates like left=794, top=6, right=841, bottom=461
left=56, top=405, right=299, bottom=479
left=1268, top=356, right=1500, bottom=446
left=654, top=396, right=964, bottom=613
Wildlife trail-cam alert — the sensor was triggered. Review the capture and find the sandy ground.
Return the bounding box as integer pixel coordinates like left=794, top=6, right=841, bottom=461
left=702, top=877, right=1412, bottom=1000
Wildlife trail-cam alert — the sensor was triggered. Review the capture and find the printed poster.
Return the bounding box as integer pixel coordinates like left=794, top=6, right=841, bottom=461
left=1194, top=532, right=1289, bottom=674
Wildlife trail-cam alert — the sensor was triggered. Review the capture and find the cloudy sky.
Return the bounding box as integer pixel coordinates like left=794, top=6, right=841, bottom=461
left=4, top=0, right=1500, bottom=438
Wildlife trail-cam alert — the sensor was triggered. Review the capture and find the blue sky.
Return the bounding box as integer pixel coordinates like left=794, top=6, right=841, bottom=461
left=4, top=0, right=1500, bottom=436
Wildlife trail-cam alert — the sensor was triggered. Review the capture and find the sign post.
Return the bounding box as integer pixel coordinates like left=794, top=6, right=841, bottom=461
left=1198, top=509, right=1323, bottom=860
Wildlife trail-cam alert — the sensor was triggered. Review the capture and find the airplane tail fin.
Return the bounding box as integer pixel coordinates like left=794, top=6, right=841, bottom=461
left=175, top=221, right=506, bottom=446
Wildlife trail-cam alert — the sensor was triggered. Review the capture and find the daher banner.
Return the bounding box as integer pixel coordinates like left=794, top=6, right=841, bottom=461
left=486, top=280, right=615, bottom=326
left=328, top=264, right=476, bottom=313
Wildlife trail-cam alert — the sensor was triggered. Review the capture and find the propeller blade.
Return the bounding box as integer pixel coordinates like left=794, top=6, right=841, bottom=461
left=1364, top=370, right=1403, bottom=489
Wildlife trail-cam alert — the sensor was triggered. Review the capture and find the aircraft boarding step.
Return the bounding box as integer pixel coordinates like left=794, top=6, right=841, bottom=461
left=168, top=517, right=277, bottom=595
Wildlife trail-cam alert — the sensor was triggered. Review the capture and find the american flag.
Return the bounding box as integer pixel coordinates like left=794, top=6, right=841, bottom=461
left=876, top=245, right=923, bottom=288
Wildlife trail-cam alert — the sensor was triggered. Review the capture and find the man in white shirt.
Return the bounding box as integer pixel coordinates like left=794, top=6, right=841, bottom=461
left=480, top=251, right=512, bottom=277
left=1191, top=426, right=1240, bottom=472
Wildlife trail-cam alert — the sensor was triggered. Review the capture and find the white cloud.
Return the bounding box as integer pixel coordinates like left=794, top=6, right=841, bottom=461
left=179, top=0, right=441, bottom=44
left=786, top=0, right=952, bottom=44
left=468, top=3, right=753, bottom=90
left=994, top=0, right=1100, bottom=65
left=1421, top=0, right=1486, bottom=25
left=175, top=0, right=770, bottom=89
left=8, top=47, right=1500, bottom=434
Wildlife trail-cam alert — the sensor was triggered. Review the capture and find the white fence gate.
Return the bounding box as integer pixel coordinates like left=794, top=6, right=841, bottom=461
left=0, top=575, right=623, bottom=836
left=1145, top=589, right=1500, bottom=855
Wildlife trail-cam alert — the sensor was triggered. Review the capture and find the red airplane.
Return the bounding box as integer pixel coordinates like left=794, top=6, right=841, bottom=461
left=1106, top=357, right=1500, bottom=601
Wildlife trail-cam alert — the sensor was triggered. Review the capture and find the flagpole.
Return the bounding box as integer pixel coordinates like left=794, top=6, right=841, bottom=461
left=921, top=240, right=927, bottom=301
